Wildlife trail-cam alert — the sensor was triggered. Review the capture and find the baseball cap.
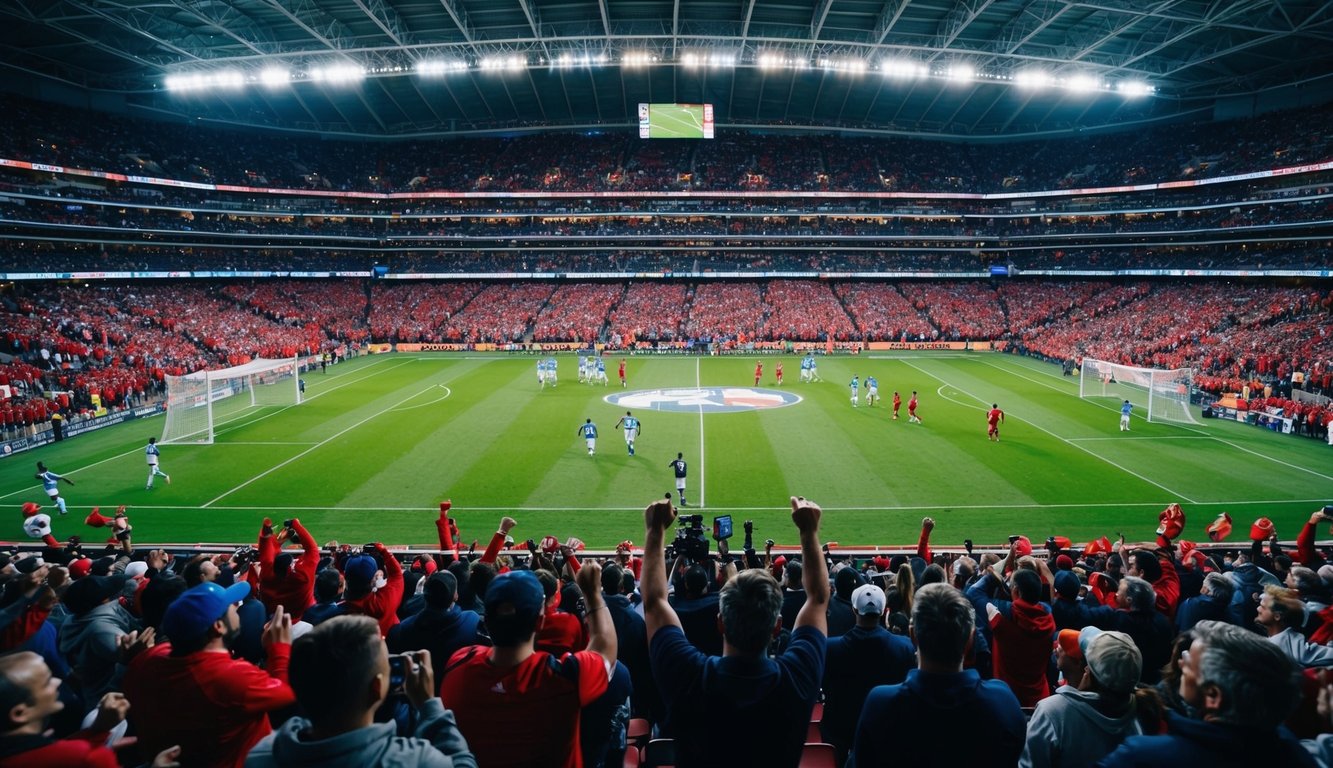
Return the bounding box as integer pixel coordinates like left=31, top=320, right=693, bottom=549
left=1079, top=627, right=1142, bottom=694
left=1053, top=570, right=1081, bottom=599
left=484, top=570, right=544, bottom=621
left=63, top=574, right=128, bottom=615
left=343, top=555, right=378, bottom=588
left=68, top=557, right=92, bottom=580
left=14, top=556, right=45, bottom=575
left=1055, top=628, right=1083, bottom=661
left=161, top=581, right=251, bottom=644
left=851, top=583, right=886, bottom=616
left=423, top=571, right=458, bottom=609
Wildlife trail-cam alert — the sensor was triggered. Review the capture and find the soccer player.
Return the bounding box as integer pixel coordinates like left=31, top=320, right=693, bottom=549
left=866, top=376, right=879, bottom=406
left=595, top=357, right=608, bottom=386
left=987, top=404, right=1005, bottom=442
left=34, top=461, right=72, bottom=515
left=810, top=355, right=821, bottom=382
left=775, top=361, right=784, bottom=386
left=669, top=453, right=688, bottom=506
left=145, top=436, right=171, bottom=489
left=1120, top=400, right=1132, bottom=431
left=850, top=376, right=860, bottom=407
left=546, top=357, right=558, bottom=388
left=892, top=391, right=902, bottom=420
left=800, top=354, right=812, bottom=383
left=618, top=358, right=627, bottom=388
left=615, top=411, right=640, bottom=456
left=908, top=391, right=922, bottom=423
left=537, top=358, right=547, bottom=389
left=578, top=356, right=588, bottom=383
left=755, top=361, right=764, bottom=386
left=577, top=419, right=598, bottom=456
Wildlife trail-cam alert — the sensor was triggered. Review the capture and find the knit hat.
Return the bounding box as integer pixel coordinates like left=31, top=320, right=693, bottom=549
left=851, top=584, right=886, bottom=616
left=1250, top=517, right=1275, bottom=541
left=1055, top=554, right=1074, bottom=571
left=1206, top=512, right=1233, bottom=542
left=1080, top=627, right=1142, bottom=695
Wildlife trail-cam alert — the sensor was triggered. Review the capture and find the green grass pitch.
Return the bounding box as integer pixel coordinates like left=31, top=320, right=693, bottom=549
left=2, top=353, right=1329, bottom=552
left=648, top=104, right=705, bottom=139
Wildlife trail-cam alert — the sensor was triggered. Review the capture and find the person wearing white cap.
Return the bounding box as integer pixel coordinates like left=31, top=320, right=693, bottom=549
left=822, top=582, right=915, bottom=766
left=1020, top=627, right=1148, bottom=768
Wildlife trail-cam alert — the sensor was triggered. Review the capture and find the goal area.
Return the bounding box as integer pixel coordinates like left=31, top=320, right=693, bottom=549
left=1079, top=358, right=1200, bottom=426
left=160, top=357, right=302, bottom=444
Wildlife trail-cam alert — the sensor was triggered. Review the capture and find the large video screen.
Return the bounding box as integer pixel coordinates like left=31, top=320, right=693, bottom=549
left=638, top=103, right=714, bottom=139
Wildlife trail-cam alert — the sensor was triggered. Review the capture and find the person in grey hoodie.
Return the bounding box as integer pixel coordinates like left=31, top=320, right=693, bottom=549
left=1020, top=627, right=1149, bottom=768
left=56, top=574, right=139, bottom=708
left=245, top=614, right=475, bottom=768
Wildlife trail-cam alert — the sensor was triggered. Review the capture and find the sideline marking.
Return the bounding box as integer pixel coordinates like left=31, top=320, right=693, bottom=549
left=389, top=385, right=453, bottom=412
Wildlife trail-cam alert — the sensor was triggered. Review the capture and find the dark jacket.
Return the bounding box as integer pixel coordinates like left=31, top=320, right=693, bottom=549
left=1098, top=711, right=1316, bottom=767
left=387, top=605, right=485, bottom=686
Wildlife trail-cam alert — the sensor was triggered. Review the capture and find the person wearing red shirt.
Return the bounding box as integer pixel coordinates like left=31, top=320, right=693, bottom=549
left=754, top=361, right=764, bottom=386
left=440, top=565, right=614, bottom=768
left=0, top=651, right=181, bottom=768
left=775, top=361, right=784, bottom=386
left=534, top=570, right=587, bottom=656
left=122, top=582, right=295, bottom=768
left=908, top=391, right=922, bottom=424
left=987, top=403, right=1005, bottom=442
left=256, top=517, right=319, bottom=621
left=892, top=391, right=902, bottom=420
left=977, top=568, right=1056, bottom=707
left=340, top=544, right=405, bottom=637
left=618, top=359, right=626, bottom=388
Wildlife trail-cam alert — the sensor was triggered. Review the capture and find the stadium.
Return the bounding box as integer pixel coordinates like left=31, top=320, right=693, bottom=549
left=0, top=1, right=1331, bottom=765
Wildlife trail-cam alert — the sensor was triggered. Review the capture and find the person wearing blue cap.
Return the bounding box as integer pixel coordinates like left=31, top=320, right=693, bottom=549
left=439, top=562, right=615, bottom=768
left=122, top=583, right=295, bottom=768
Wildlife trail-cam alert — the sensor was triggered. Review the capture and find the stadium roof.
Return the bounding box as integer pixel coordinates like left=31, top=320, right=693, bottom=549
left=3, top=0, right=1333, bottom=138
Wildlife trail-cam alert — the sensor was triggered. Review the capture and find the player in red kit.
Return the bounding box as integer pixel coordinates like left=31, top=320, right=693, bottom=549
left=754, top=361, right=763, bottom=386
left=908, top=391, right=921, bottom=423
left=618, top=359, right=627, bottom=387
left=775, top=361, right=784, bottom=386
left=892, top=391, right=902, bottom=420
left=987, top=403, right=1005, bottom=441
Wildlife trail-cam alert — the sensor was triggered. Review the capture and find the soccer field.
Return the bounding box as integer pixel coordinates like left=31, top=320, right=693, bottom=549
left=2, top=353, right=1329, bottom=551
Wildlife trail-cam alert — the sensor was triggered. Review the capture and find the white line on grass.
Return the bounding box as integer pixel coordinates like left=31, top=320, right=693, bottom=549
left=202, top=380, right=446, bottom=508
left=213, top=442, right=322, bottom=446
left=389, top=385, right=452, bottom=412
left=118, top=497, right=1333, bottom=513
left=904, top=360, right=1199, bottom=503
left=1213, top=439, right=1333, bottom=483
left=1067, top=436, right=1215, bottom=442
left=211, top=357, right=415, bottom=437
left=696, top=356, right=705, bottom=508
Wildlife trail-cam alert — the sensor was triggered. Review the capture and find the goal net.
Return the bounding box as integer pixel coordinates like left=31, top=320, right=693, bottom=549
left=160, top=357, right=302, bottom=444
left=1079, top=358, right=1199, bottom=426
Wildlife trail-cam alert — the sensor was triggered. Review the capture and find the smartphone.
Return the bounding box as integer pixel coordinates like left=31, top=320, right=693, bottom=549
left=1323, top=505, right=1333, bottom=515
left=388, top=654, right=408, bottom=694
left=1008, top=534, right=1021, bottom=545
left=712, top=515, right=733, bottom=541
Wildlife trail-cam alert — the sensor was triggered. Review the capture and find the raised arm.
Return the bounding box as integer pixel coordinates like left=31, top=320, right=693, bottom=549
left=791, top=496, right=829, bottom=634
left=480, top=516, right=517, bottom=565
left=577, top=561, right=616, bottom=669
left=641, top=497, right=683, bottom=641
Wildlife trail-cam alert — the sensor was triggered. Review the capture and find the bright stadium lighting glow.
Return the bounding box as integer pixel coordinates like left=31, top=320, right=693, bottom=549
left=416, top=60, right=467, bottom=76
left=1065, top=73, right=1101, bottom=92
left=309, top=64, right=365, bottom=84
left=681, top=52, right=701, bottom=68
left=1118, top=80, right=1154, bottom=97
left=709, top=52, right=736, bottom=68
left=1014, top=70, right=1053, bottom=89
left=945, top=63, right=974, bottom=83
left=757, top=52, right=784, bottom=70
left=621, top=51, right=655, bottom=68
left=480, top=56, right=526, bottom=72
left=258, top=67, right=291, bottom=87
left=165, top=70, right=244, bottom=91
left=817, top=57, right=867, bottom=74
left=881, top=59, right=925, bottom=79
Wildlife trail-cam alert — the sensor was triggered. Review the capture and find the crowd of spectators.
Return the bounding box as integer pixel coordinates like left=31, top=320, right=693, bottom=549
left=6, top=498, right=1333, bottom=766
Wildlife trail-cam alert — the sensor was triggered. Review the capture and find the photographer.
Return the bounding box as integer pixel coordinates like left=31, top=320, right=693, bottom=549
left=248, top=615, right=477, bottom=768
left=342, top=543, right=404, bottom=637
left=642, top=495, right=828, bottom=767
left=257, top=517, right=319, bottom=622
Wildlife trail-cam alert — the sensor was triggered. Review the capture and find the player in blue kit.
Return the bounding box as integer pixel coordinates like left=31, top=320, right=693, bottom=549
left=1120, top=400, right=1133, bottom=431
left=578, top=418, right=599, bottom=455
left=865, top=376, right=879, bottom=406
left=34, top=461, right=73, bottom=515
left=615, top=411, right=640, bottom=456
left=595, top=357, right=609, bottom=386
left=145, top=436, right=171, bottom=489
left=850, top=376, right=860, bottom=407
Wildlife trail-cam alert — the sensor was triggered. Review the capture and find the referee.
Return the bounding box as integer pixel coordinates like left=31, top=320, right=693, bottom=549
left=668, top=453, right=688, bottom=507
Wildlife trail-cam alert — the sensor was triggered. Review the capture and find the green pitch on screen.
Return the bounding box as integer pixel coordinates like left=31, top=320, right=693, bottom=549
left=2, top=353, right=1328, bottom=550
left=648, top=104, right=706, bottom=138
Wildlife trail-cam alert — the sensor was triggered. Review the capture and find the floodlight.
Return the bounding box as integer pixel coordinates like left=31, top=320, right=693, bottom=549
left=881, top=59, right=924, bottom=79
left=480, top=56, right=526, bottom=72
left=757, top=52, right=783, bottom=70
left=310, top=64, right=365, bottom=83
left=945, top=63, right=974, bottom=83
left=1118, top=80, right=1153, bottom=97
left=259, top=67, right=291, bottom=87
left=621, top=51, right=654, bottom=68
left=681, top=52, right=702, bottom=68
left=1065, top=74, right=1100, bottom=92
left=1014, top=70, right=1053, bottom=89
left=709, top=52, right=736, bottom=68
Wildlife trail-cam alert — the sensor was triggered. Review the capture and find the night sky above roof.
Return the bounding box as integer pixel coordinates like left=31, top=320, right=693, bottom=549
left=3, top=0, right=1332, bottom=138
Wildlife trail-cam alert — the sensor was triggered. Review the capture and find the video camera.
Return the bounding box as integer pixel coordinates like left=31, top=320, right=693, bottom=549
left=674, top=514, right=709, bottom=561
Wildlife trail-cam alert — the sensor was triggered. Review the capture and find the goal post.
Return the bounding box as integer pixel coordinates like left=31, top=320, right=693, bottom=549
left=160, top=357, right=302, bottom=444
left=1079, top=358, right=1200, bottom=426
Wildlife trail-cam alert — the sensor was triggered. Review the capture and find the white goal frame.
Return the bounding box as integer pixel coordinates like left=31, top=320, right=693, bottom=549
left=160, top=357, right=302, bottom=444
left=1079, top=357, right=1200, bottom=426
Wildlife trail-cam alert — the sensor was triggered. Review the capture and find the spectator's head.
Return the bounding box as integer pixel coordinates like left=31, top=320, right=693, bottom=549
left=1010, top=568, right=1041, bottom=603
left=1183, top=620, right=1302, bottom=728
left=1286, top=566, right=1322, bottom=596
left=683, top=565, right=710, bottom=599
left=342, top=555, right=379, bottom=599
left=534, top=569, right=559, bottom=606
left=783, top=561, right=802, bottom=589
left=272, top=553, right=295, bottom=581
left=483, top=571, right=545, bottom=647
left=0, top=652, right=62, bottom=735
left=140, top=573, right=187, bottom=631
left=601, top=564, right=624, bottom=596
left=1055, top=629, right=1086, bottom=688
left=717, top=569, right=783, bottom=656
left=1256, top=586, right=1304, bottom=632
left=851, top=583, right=885, bottom=629
left=161, top=581, right=251, bottom=655
left=61, top=574, right=124, bottom=616
left=288, top=616, right=388, bottom=734
left=1106, top=553, right=1124, bottom=574
left=424, top=571, right=458, bottom=611
left=1079, top=628, right=1142, bottom=698
left=1126, top=551, right=1162, bottom=583
left=1054, top=570, right=1081, bottom=600
left=182, top=555, right=218, bottom=587
left=1117, top=575, right=1157, bottom=613
left=919, top=564, right=946, bottom=586
left=468, top=560, right=497, bottom=605
left=314, top=567, right=344, bottom=603
left=910, top=583, right=975, bottom=670
left=834, top=567, right=862, bottom=600
left=951, top=557, right=975, bottom=588
left=1201, top=572, right=1234, bottom=604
